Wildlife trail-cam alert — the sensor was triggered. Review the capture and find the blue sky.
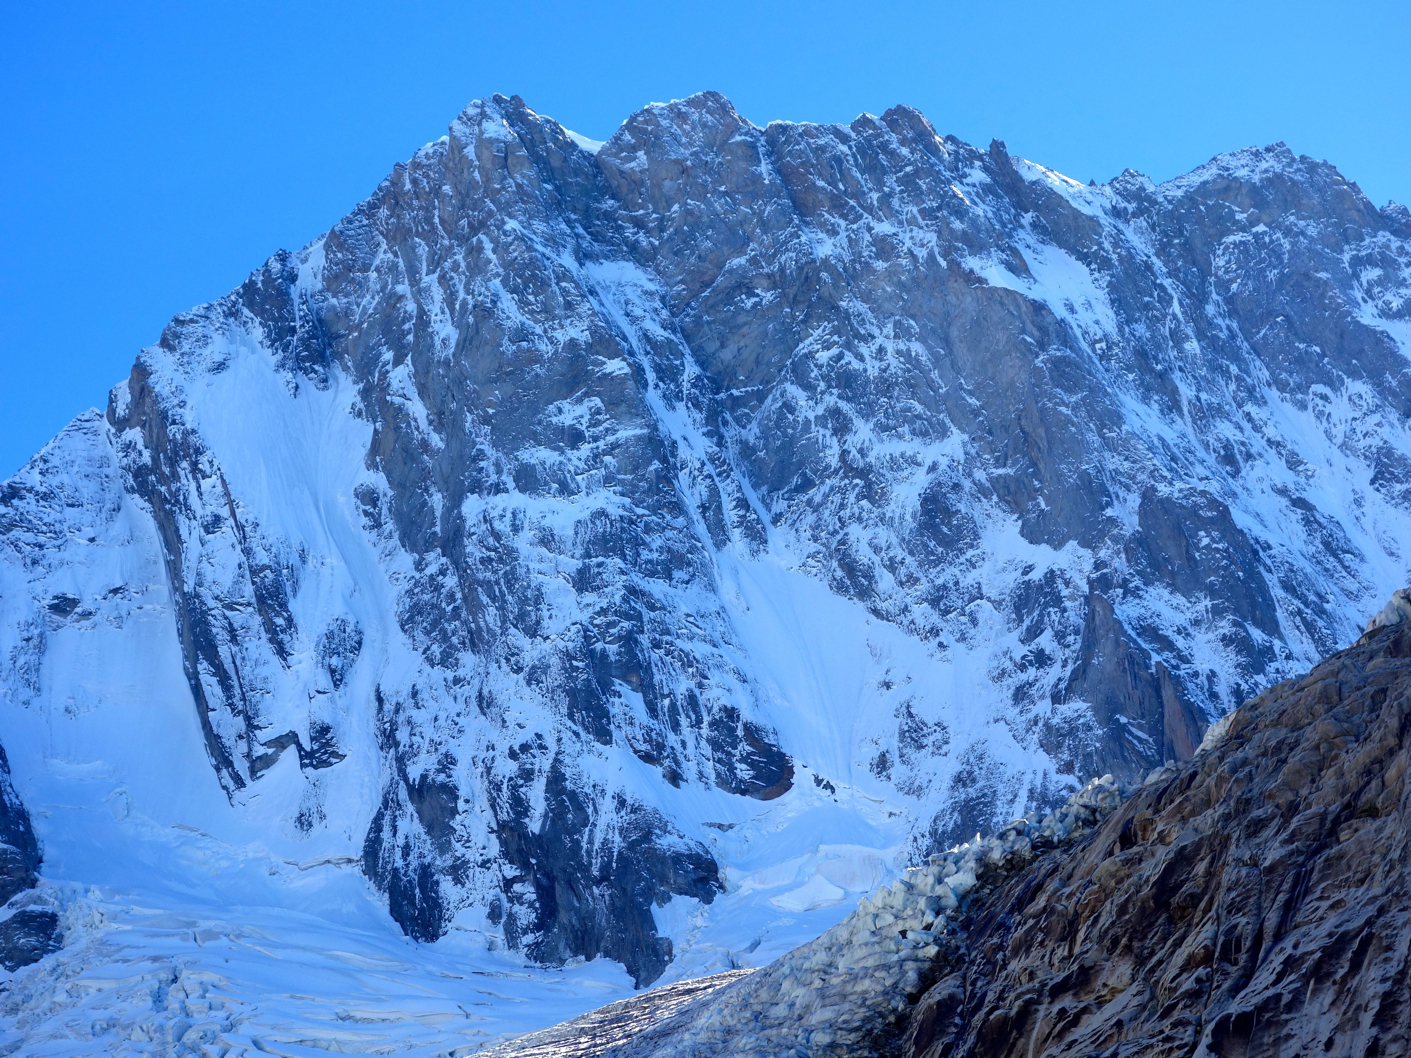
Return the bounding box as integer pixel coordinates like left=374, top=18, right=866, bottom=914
left=3, top=0, right=1408, bottom=476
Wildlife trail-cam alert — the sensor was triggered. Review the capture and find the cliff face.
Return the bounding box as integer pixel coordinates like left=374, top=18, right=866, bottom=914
left=905, top=607, right=1411, bottom=1057
left=2, top=90, right=1410, bottom=988
left=0, top=743, right=56, bottom=971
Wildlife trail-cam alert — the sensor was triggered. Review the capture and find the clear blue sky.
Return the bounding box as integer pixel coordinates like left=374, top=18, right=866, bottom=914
left=3, top=0, right=1408, bottom=476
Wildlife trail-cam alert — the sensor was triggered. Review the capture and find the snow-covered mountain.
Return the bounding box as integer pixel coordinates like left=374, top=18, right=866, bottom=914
left=1, top=90, right=1410, bottom=1047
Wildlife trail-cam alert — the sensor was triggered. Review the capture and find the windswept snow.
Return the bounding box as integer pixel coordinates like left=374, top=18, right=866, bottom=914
left=566, top=130, right=607, bottom=154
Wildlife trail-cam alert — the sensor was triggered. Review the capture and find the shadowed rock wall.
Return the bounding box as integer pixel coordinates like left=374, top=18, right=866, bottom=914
left=0, top=743, right=58, bottom=971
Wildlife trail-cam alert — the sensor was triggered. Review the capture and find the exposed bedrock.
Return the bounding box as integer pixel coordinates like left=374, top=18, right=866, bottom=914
left=0, top=744, right=58, bottom=971
left=905, top=610, right=1411, bottom=1057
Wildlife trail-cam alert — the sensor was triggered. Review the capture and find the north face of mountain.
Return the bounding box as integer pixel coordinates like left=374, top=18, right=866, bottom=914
left=1, top=90, right=1409, bottom=986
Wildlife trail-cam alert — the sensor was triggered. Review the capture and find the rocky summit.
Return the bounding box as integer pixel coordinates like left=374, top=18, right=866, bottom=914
left=0, top=88, right=1410, bottom=1053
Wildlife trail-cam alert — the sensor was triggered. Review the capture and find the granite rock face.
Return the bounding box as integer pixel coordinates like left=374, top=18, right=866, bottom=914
left=3, top=90, right=1411, bottom=983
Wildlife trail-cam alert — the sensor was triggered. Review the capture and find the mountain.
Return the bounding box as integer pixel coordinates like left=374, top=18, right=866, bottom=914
left=0, top=88, right=1409, bottom=1026
left=484, top=590, right=1411, bottom=1057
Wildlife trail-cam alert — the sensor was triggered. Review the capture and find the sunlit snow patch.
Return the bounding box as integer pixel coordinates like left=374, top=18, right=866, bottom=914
left=565, top=129, right=606, bottom=153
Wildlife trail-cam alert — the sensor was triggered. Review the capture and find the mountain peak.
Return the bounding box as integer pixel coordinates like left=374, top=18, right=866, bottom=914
left=1, top=89, right=1409, bottom=1051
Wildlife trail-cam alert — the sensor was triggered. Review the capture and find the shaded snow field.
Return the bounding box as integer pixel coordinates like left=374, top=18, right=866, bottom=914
left=0, top=622, right=921, bottom=1056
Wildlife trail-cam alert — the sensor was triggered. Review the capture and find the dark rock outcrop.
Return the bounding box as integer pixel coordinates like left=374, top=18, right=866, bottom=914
left=0, top=745, right=40, bottom=909
left=0, top=909, right=61, bottom=972
left=0, top=743, right=58, bottom=971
